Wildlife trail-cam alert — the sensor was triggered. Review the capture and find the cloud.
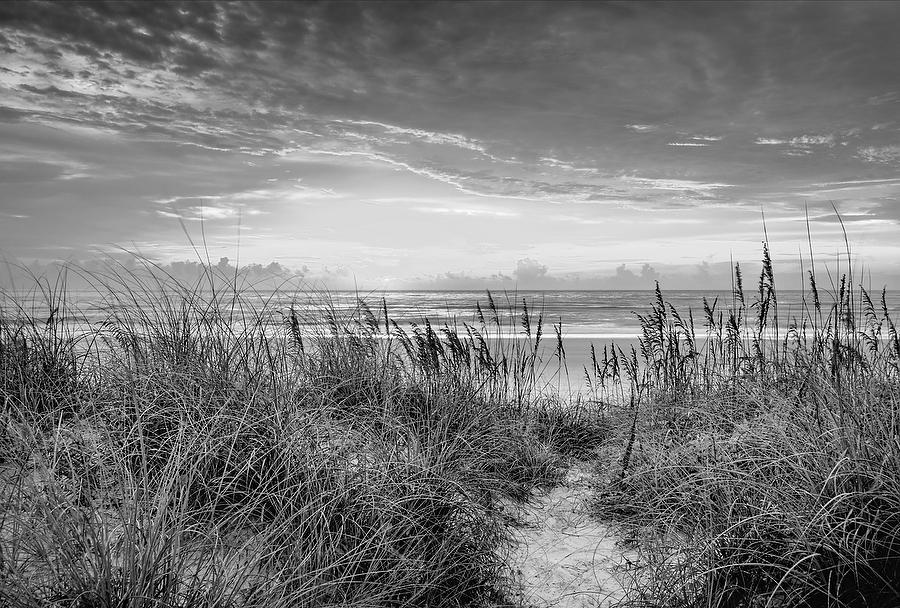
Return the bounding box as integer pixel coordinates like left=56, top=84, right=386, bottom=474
left=868, top=91, right=900, bottom=105
left=611, top=263, right=660, bottom=289
left=752, top=133, right=841, bottom=159
left=626, top=124, right=659, bottom=133
left=154, top=200, right=265, bottom=222
left=0, top=255, right=307, bottom=291
left=856, top=145, right=900, bottom=164
left=755, top=134, right=836, bottom=148
left=539, top=157, right=595, bottom=173
left=514, top=258, right=549, bottom=282
left=405, top=260, right=684, bottom=290
left=0, top=159, right=70, bottom=183
left=622, top=177, right=732, bottom=194
left=3, top=1, right=900, bottom=280
left=811, top=178, right=900, bottom=189
left=411, top=206, right=518, bottom=218
left=334, top=119, right=491, bottom=154
left=0, top=211, right=29, bottom=220
left=789, top=134, right=835, bottom=147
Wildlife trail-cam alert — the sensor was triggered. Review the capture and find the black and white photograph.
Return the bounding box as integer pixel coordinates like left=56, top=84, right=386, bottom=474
left=1, top=1, right=899, bottom=606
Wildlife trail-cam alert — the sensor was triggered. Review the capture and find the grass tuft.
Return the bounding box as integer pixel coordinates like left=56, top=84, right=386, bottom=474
left=589, top=242, right=900, bottom=607
left=0, top=260, right=565, bottom=607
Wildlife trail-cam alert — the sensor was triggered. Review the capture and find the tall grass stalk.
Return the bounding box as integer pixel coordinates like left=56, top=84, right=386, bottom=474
left=591, top=242, right=900, bottom=607
left=1, top=259, right=572, bottom=607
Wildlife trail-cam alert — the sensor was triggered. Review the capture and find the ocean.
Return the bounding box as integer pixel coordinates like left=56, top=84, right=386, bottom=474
left=6, top=287, right=899, bottom=396
left=278, top=288, right=900, bottom=394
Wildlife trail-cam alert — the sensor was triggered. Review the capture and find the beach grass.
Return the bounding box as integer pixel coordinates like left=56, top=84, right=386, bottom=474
left=1, top=243, right=898, bottom=607
left=0, top=261, right=569, bottom=607
left=589, top=245, right=900, bottom=607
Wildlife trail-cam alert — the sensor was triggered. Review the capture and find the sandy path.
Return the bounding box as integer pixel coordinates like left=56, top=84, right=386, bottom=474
left=506, top=466, right=633, bottom=608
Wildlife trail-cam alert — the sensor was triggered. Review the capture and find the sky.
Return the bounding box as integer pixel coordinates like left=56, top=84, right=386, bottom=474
left=1, top=1, right=899, bottom=290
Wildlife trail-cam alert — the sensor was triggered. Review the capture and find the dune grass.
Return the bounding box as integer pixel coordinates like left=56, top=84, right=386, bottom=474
left=589, top=244, right=900, bottom=607
left=0, top=261, right=570, bottom=607
left=2, top=241, right=898, bottom=607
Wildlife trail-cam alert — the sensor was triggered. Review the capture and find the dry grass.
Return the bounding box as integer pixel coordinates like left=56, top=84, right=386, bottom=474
left=4, top=236, right=897, bottom=607
left=0, top=260, right=569, bottom=607
left=589, top=243, right=900, bottom=607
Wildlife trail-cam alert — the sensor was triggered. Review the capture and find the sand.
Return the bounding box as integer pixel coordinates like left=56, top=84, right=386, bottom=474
left=506, top=465, right=634, bottom=608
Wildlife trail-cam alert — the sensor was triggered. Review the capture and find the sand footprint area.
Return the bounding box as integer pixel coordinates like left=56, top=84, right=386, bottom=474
left=505, top=465, right=636, bottom=608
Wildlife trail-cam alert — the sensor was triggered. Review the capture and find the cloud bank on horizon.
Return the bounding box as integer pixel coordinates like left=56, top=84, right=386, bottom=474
left=1, top=1, right=899, bottom=289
